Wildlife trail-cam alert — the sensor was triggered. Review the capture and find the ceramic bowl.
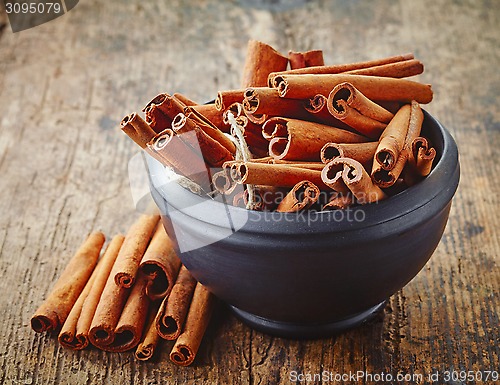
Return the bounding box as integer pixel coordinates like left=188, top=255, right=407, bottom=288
left=146, top=110, right=460, bottom=338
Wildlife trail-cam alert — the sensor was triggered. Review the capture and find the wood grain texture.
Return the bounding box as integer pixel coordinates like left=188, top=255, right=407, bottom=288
left=0, top=1, right=498, bottom=384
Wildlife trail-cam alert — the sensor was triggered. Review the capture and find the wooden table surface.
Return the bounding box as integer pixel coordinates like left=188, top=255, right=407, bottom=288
left=0, top=1, right=498, bottom=384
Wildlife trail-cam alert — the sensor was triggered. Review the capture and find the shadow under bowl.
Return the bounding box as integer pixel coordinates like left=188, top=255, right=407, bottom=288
left=146, top=110, right=460, bottom=339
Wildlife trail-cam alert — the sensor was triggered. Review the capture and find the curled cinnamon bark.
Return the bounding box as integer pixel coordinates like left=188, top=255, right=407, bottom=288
left=58, top=261, right=99, bottom=349
left=74, top=234, right=124, bottom=349
left=185, top=104, right=229, bottom=133
left=142, top=94, right=173, bottom=133
left=156, top=265, right=197, bottom=340
left=372, top=101, right=424, bottom=187
left=31, top=232, right=105, bottom=333
left=135, top=302, right=162, bottom=361
left=171, top=113, right=234, bottom=167
left=169, top=283, right=215, bottom=366
left=327, top=82, right=394, bottom=139
left=242, top=87, right=307, bottom=121
left=320, top=160, right=350, bottom=194
left=156, top=94, right=187, bottom=120
left=140, top=224, right=181, bottom=301
left=345, top=59, right=424, bottom=78
left=97, top=272, right=151, bottom=352
left=263, top=117, right=365, bottom=161
left=172, top=93, right=198, bottom=107
left=241, top=40, right=289, bottom=88
left=320, top=142, right=378, bottom=169
left=112, top=214, right=160, bottom=288
left=340, top=158, right=387, bottom=203
left=411, top=136, right=436, bottom=176
left=274, top=74, right=433, bottom=104
left=148, top=129, right=212, bottom=192
left=268, top=53, right=414, bottom=87
left=235, top=162, right=328, bottom=189
left=276, top=180, right=320, bottom=212
left=121, top=113, right=157, bottom=149
left=216, top=90, right=245, bottom=111
left=288, top=49, right=324, bottom=69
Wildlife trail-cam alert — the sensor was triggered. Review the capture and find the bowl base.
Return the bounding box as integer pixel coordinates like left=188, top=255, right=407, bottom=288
left=230, top=301, right=387, bottom=339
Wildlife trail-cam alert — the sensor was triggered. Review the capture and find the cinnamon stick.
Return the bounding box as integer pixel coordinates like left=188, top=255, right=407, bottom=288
left=74, top=234, right=124, bottom=349
left=268, top=53, right=414, bottom=87
left=342, top=158, right=387, bottom=203
left=274, top=74, right=433, bottom=104
left=172, top=92, right=198, bottom=107
left=242, top=87, right=309, bottom=121
left=156, top=94, right=188, bottom=120
left=186, top=104, right=229, bottom=132
left=215, top=90, right=245, bottom=111
left=112, top=214, right=160, bottom=288
left=171, top=113, right=234, bottom=167
left=31, top=232, right=105, bottom=333
left=410, top=136, right=436, bottom=176
left=320, top=159, right=350, bottom=194
left=135, top=302, right=162, bottom=361
left=345, top=59, right=424, bottom=78
left=169, top=283, right=215, bottom=366
left=263, top=117, right=365, bottom=161
left=372, top=101, right=424, bottom=187
left=58, top=260, right=100, bottom=350
left=327, top=82, right=394, bottom=139
left=320, top=142, right=378, bottom=169
left=288, top=49, right=324, bottom=69
left=235, top=162, right=328, bottom=189
left=140, top=224, right=182, bottom=301
left=276, top=180, right=320, bottom=212
left=156, top=265, right=197, bottom=340
left=241, top=40, right=289, bottom=88
left=120, top=113, right=157, bottom=149
left=96, top=272, right=151, bottom=352
left=142, top=93, right=174, bottom=133
left=148, top=129, right=213, bottom=192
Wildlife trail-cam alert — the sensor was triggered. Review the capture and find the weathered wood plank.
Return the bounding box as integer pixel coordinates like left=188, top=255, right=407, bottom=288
left=0, top=0, right=498, bottom=384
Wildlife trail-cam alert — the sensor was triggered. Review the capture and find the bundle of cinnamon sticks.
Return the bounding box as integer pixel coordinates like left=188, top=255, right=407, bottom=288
left=31, top=214, right=214, bottom=365
left=121, top=40, right=436, bottom=212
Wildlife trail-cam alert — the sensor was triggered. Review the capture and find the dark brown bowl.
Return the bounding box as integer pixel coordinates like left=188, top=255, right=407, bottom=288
left=146, top=110, right=460, bottom=338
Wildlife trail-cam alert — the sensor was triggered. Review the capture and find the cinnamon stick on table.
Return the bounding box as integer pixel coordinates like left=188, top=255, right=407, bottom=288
left=31, top=231, right=105, bottom=333
left=112, top=214, right=160, bottom=288
left=156, top=265, right=197, bottom=340
left=140, top=224, right=182, bottom=301
left=72, top=234, right=125, bottom=349
left=170, top=283, right=215, bottom=366
left=241, top=40, right=289, bottom=88
left=96, top=272, right=151, bottom=352
left=135, top=302, right=162, bottom=361
left=58, top=259, right=100, bottom=350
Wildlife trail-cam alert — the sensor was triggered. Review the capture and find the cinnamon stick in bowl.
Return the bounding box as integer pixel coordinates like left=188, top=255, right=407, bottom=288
left=241, top=40, right=288, bottom=88
left=276, top=180, right=320, bottom=212
left=274, top=74, right=433, bottom=104
left=288, top=49, right=324, bottom=69
left=320, top=142, right=378, bottom=169
left=31, top=231, right=105, bottom=333
left=263, top=117, right=365, bottom=161
left=327, top=82, right=394, bottom=139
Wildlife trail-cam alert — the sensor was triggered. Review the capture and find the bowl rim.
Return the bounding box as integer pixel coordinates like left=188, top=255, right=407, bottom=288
left=147, top=110, right=460, bottom=232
